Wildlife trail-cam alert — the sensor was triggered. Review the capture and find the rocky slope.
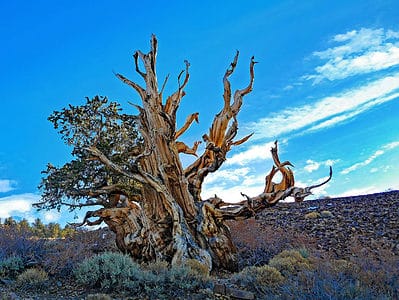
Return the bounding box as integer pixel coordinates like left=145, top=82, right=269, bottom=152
left=244, top=190, right=399, bottom=258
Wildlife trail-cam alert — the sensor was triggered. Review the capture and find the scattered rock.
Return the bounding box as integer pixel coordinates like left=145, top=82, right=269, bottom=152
left=251, top=190, right=399, bottom=259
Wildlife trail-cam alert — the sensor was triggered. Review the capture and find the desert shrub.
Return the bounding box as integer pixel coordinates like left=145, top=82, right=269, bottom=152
left=232, top=264, right=284, bottom=295
left=320, top=210, right=334, bottom=218
left=273, top=254, right=399, bottom=300
left=0, top=225, right=46, bottom=264
left=278, top=263, right=394, bottom=300
left=298, top=247, right=310, bottom=259
left=74, top=252, right=141, bottom=291
left=142, top=260, right=169, bottom=274
left=229, top=219, right=318, bottom=269
left=0, top=256, right=24, bottom=278
left=237, top=244, right=277, bottom=269
left=269, top=249, right=313, bottom=276
left=15, top=268, right=48, bottom=291
left=184, top=258, right=210, bottom=277
left=142, top=261, right=212, bottom=299
left=42, top=228, right=117, bottom=278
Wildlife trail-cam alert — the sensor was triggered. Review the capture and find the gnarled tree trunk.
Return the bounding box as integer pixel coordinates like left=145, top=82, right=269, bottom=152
left=81, top=36, right=332, bottom=272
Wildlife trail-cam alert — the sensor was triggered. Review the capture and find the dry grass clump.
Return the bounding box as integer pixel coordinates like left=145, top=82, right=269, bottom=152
left=304, top=211, right=321, bottom=219
left=269, top=249, right=313, bottom=276
left=233, top=264, right=284, bottom=287
left=184, top=258, right=210, bottom=277
left=16, top=268, right=48, bottom=290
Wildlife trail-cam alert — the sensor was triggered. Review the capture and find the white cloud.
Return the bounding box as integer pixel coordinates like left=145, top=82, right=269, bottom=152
left=202, top=182, right=264, bottom=203
left=303, top=159, right=339, bottom=174
left=334, top=186, right=380, bottom=197
left=203, top=167, right=250, bottom=185
left=248, top=74, right=399, bottom=139
left=225, top=141, right=275, bottom=166
left=305, top=28, right=399, bottom=83
left=43, top=211, right=61, bottom=223
left=0, top=193, right=40, bottom=219
left=304, top=160, right=320, bottom=172
left=0, top=179, right=16, bottom=193
left=340, top=141, right=399, bottom=175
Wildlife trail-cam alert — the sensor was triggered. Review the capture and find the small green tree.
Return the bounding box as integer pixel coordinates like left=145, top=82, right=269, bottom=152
left=32, top=218, right=46, bottom=238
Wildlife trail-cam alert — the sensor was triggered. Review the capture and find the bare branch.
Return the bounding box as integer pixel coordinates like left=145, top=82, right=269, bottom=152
left=231, top=56, right=257, bottom=115
left=115, top=73, right=146, bottom=100
left=223, top=50, right=239, bottom=109
left=174, top=112, right=199, bottom=140
left=292, top=166, right=333, bottom=202
left=179, top=60, right=190, bottom=91
left=71, top=210, right=104, bottom=227
left=231, top=133, right=254, bottom=147
left=85, top=146, right=146, bottom=184
left=176, top=141, right=201, bottom=157
left=60, top=200, right=103, bottom=208
left=133, top=52, right=146, bottom=78
left=159, top=74, right=170, bottom=97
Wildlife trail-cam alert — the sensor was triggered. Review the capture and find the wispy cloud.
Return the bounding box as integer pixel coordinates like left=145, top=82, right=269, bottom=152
left=204, top=167, right=250, bottom=185
left=248, top=73, right=399, bottom=139
left=303, top=159, right=338, bottom=173
left=341, top=141, right=399, bottom=175
left=225, top=141, right=276, bottom=166
left=202, top=183, right=264, bottom=203
left=0, top=179, right=16, bottom=193
left=305, top=28, right=399, bottom=83
left=304, top=160, right=320, bottom=172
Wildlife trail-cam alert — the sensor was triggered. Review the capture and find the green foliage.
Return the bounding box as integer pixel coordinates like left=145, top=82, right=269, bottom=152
left=0, top=256, right=24, bottom=278
left=269, top=249, right=313, bottom=276
left=0, top=217, right=76, bottom=239
left=37, top=96, right=143, bottom=213
left=142, top=261, right=212, bottom=299
left=15, top=268, right=48, bottom=291
left=75, top=254, right=212, bottom=298
left=74, top=252, right=141, bottom=291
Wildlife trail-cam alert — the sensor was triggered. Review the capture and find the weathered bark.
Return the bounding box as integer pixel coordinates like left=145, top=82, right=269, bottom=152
left=79, top=35, right=332, bottom=272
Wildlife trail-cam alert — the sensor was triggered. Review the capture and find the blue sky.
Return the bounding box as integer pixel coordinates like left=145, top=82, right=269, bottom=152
left=1, top=0, right=399, bottom=225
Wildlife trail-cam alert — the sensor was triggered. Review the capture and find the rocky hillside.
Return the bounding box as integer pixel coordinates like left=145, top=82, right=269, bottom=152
left=231, top=190, right=399, bottom=259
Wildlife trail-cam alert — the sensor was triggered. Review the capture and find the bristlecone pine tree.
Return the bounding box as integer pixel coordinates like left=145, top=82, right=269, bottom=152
left=37, top=35, right=332, bottom=272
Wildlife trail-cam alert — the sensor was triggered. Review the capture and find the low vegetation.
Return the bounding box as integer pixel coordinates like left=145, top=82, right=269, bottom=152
left=0, top=207, right=398, bottom=299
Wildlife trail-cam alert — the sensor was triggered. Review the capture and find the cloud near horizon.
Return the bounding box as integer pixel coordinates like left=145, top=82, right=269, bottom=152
left=0, top=193, right=39, bottom=220
left=0, top=193, right=63, bottom=224
left=0, top=179, right=17, bottom=193
left=340, top=141, right=399, bottom=175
